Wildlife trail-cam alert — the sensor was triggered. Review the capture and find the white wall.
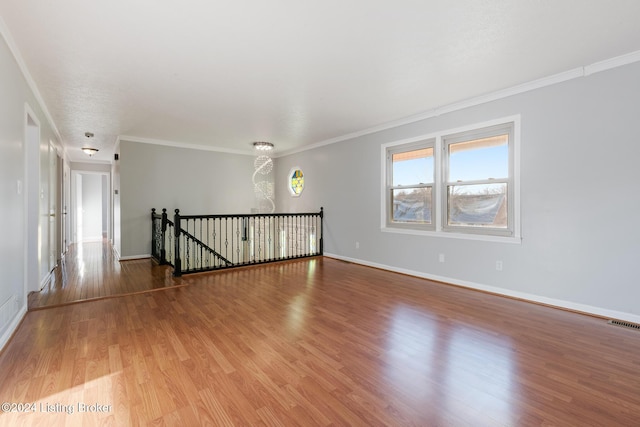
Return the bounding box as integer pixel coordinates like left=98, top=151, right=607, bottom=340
left=69, top=162, right=111, bottom=243
left=0, top=27, right=61, bottom=348
left=118, top=141, right=255, bottom=258
left=24, top=113, right=40, bottom=294
left=80, top=174, right=103, bottom=241
left=276, top=60, right=640, bottom=323
left=112, top=142, right=121, bottom=255
left=102, top=175, right=108, bottom=235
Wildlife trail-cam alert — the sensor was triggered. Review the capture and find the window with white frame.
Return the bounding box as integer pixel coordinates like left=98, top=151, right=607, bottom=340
left=383, top=118, right=518, bottom=240
left=443, top=122, right=514, bottom=236
left=386, top=140, right=435, bottom=230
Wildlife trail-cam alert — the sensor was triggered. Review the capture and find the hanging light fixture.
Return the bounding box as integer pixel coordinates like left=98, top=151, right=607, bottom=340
left=253, top=141, right=274, bottom=151
left=252, top=141, right=275, bottom=213
left=82, top=132, right=99, bottom=156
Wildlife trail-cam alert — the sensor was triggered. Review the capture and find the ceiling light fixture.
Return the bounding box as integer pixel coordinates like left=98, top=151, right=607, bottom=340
left=253, top=141, right=274, bottom=151
left=82, top=147, right=99, bottom=156
left=82, top=132, right=98, bottom=156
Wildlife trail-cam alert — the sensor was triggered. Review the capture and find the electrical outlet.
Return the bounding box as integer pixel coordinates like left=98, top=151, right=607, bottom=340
left=439, top=253, right=445, bottom=263
left=496, top=261, right=503, bottom=271
left=355, top=241, right=360, bottom=249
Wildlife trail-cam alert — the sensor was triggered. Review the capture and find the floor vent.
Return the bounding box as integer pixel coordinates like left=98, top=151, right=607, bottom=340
left=608, top=319, right=640, bottom=331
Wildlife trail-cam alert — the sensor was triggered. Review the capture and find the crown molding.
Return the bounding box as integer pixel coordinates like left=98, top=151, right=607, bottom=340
left=5, top=9, right=638, bottom=162
left=278, top=49, right=640, bottom=157
left=584, top=49, right=640, bottom=75
left=121, top=49, right=640, bottom=159
left=117, top=135, right=254, bottom=156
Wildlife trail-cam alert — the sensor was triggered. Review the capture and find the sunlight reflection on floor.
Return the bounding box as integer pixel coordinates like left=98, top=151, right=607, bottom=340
left=384, top=304, right=519, bottom=425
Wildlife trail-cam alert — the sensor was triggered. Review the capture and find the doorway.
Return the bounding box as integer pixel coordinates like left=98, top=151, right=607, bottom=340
left=48, top=142, right=58, bottom=271
left=24, top=111, right=40, bottom=294
left=71, top=171, right=110, bottom=243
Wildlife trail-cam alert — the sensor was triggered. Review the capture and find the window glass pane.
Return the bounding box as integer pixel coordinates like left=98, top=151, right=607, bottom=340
left=392, top=147, right=433, bottom=186
left=290, top=169, right=304, bottom=195
left=392, top=187, right=432, bottom=224
left=448, top=183, right=507, bottom=228
left=448, top=135, right=508, bottom=182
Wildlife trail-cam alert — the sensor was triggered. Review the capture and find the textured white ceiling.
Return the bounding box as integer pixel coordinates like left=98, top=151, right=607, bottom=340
left=1, top=1, right=640, bottom=162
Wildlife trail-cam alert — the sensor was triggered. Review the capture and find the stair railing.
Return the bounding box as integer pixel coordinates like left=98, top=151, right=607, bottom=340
left=152, top=207, right=323, bottom=276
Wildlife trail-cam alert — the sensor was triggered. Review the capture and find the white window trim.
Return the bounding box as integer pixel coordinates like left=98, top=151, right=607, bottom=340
left=385, top=139, right=436, bottom=231
left=381, top=115, right=521, bottom=244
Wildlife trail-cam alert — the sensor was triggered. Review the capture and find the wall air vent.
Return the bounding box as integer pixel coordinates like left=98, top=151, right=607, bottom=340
left=607, top=319, right=640, bottom=331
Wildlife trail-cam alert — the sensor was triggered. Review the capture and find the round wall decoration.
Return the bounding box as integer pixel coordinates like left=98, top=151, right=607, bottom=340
left=289, top=168, right=304, bottom=196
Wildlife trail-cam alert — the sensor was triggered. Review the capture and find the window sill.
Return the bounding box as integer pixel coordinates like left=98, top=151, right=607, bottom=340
left=381, top=226, right=522, bottom=244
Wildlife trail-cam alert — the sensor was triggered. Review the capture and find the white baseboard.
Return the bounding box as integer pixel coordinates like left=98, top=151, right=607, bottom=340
left=324, top=253, right=640, bottom=325
left=0, top=304, right=27, bottom=352
left=39, top=270, right=53, bottom=291
left=119, top=254, right=151, bottom=261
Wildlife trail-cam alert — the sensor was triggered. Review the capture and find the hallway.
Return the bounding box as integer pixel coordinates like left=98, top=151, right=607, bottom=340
left=28, top=240, right=183, bottom=310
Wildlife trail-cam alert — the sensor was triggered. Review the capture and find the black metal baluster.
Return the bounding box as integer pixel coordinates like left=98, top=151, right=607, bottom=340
left=224, top=217, right=228, bottom=264
left=233, top=216, right=238, bottom=264
left=285, top=215, right=289, bottom=259
left=275, top=216, right=280, bottom=260
left=217, top=217, right=221, bottom=267
left=256, top=216, right=260, bottom=262
left=160, top=209, right=168, bottom=264
left=167, top=222, right=173, bottom=266
left=185, top=219, right=189, bottom=272
left=268, top=215, right=272, bottom=261
left=302, top=214, right=306, bottom=255
left=249, top=216, right=253, bottom=263
left=283, top=216, right=287, bottom=259
left=174, top=209, right=182, bottom=276
left=151, top=208, right=157, bottom=260
left=289, top=216, right=292, bottom=259
left=253, top=216, right=262, bottom=262
left=298, top=214, right=301, bottom=256
left=215, top=218, right=218, bottom=267
left=319, top=207, right=324, bottom=255
left=304, top=214, right=308, bottom=255
left=203, top=218, right=207, bottom=268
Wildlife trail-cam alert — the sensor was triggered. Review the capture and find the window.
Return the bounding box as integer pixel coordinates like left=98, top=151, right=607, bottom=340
left=443, top=123, right=514, bottom=236
left=386, top=140, right=435, bottom=230
left=382, top=118, right=519, bottom=241
left=289, top=168, right=304, bottom=196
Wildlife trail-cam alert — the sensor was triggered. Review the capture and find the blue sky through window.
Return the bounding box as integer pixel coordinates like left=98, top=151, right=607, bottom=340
left=393, top=145, right=507, bottom=185
left=449, top=145, right=508, bottom=182
left=393, top=157, right=434, bottom=186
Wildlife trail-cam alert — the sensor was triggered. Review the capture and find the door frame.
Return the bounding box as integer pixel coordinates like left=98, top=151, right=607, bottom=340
left=70, top=170, right=111, bottom=244
left=24, top=105, right=40, bottom=295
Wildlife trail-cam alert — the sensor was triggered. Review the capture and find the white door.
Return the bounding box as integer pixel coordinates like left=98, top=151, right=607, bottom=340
left=48, top=142, right=57, bottom=270
left=63, top=161, right=71, bottom=254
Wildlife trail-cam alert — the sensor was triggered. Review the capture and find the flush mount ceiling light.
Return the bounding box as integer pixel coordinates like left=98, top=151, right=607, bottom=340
left=82, top=147, right=99, bottom=156
left=253, top=141, right=274, bottom=151
left=82, top=132, right=99, bottom=156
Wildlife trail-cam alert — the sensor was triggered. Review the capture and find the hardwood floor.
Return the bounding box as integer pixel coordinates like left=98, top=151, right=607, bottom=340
left=3, top=242, right=640, bottom=426
left=28, top=240, right=184, bottom=309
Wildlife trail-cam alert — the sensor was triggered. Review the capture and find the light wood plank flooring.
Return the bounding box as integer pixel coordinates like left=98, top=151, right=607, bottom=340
left=3, top=241, right=640, bottom=425
left=28, top=240, right=184, bottom=309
